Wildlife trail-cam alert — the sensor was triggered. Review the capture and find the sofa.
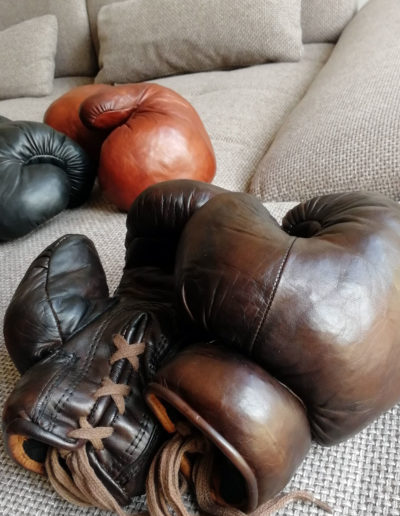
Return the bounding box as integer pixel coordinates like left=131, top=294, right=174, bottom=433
left=1, top=0, right=399, bottom=514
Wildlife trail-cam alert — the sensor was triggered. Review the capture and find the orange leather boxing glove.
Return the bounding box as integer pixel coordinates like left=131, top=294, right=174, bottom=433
left=45, top=84, right=216, bottom=212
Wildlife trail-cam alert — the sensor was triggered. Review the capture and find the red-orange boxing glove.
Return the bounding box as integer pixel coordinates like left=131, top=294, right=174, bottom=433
left=45, top=83, right=216, bottom=212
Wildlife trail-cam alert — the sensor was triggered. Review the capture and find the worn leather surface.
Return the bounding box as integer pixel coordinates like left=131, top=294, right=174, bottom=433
left=178, top=190, right=400, bottom=445
left=146, top=342, right=311, bottom=511
left=2, top=238, right=171, bottom=504
left=44, top=83, right=216, bottom=212
left=0, top=117, right=94, bottom=241
left=130, top=181, right=400, bottom=446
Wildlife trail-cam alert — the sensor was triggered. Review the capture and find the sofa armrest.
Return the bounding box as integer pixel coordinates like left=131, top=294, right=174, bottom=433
left=250, top=0, right=400, bottom=201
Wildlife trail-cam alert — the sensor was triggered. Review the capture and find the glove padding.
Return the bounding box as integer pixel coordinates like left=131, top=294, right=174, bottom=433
left=129, top=181, right=400, bottom=446
left=0, top=117, right=95, bottom=241
left=45, top=83, right=216, bottom=212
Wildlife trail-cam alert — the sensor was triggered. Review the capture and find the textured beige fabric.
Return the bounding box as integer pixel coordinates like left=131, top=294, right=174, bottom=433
left=95, top=0, right=303, bottom=84
left=1, top=196, right=400, bottom=515
left=0, top=16, right=57, bottom=100
left=86, top=0, right=124, bottom=55
left=0, top=0, right=96, bottom=77
left=302, top=0, right=358, bottom=43
left=250, top=0, right=400, bottom=202
left=154, top=44, right=333, bottom=193
left=0, top=77, right=94, bottom=122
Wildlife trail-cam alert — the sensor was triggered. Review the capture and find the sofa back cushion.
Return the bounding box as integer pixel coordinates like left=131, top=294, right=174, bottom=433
left=0, top=0, right=96, bottom=77
left=87, top=0, right=120, bottom=55
left=0, top=16, right=58, bottom=100
left=88, top=0, right=358, bottom=62
left=94, top=0, right=303, bottom=84
left=302, top=0, right=358, bottom=43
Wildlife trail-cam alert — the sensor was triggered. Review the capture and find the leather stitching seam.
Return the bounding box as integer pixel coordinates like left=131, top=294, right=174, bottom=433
left=48, top=312, right=113, bottom=433
left=250, top=237, right=297, bottom=354
left=44, top=235, right=71, bottom=346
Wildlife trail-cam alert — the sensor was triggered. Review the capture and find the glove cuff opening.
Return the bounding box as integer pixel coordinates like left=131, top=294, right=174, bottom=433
left=6, top=434, right=47, bottom=475
left=146, top=382, right=257, bottom=512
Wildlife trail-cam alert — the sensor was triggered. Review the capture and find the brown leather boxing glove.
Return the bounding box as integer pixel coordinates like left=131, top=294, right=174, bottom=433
left=128, top=181, right=400, bottom=445
left=2, top=234, right=176, bottom=513
left=169, top=187, right=400, bottom=445
left=44, top=84, right=216, bottom=212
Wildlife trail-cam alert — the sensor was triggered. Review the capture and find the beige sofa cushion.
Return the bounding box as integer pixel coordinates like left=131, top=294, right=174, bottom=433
left=88, top=0, right=358, bottom=54
left=95, top=0, right=303, bottom=84
left=302, top=0, right=357, bottom=43
left=154, top=44, right=333, bottom=192
left=0, top=0, right=96, bottom=77
left=250, top=0, right=400, bottom=202
left=0, top=77, right=93, bottom=122
left=0, top=16, right=57, bottom=100
left=87, top=0, right=122, bottom=54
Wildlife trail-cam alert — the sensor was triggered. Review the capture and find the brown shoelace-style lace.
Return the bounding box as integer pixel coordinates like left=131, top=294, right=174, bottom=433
left=46, top=334, right=331, bottom=516
left=46, top=334, right=146, bottom=516
left=146, top=425, right=332, bottom=516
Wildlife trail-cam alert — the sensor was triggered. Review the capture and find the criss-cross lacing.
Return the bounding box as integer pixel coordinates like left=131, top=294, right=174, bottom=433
left=45, top=334, right=146, bottom=516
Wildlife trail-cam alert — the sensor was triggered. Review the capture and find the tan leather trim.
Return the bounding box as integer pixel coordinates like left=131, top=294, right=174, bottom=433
left=8, top=434, right=45, bottom=475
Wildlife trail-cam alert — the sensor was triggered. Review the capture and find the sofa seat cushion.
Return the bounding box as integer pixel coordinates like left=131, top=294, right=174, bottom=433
left=0, top=77, right=93, bottom=122
left=154, top=43, right=333, bottom=192
left=250, top=0, right=400, bottom=202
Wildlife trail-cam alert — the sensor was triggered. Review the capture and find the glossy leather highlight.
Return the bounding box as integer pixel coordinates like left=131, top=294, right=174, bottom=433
left=0, top=117, right=94, bottom=241
left=146, top=342, right=311, bottom=512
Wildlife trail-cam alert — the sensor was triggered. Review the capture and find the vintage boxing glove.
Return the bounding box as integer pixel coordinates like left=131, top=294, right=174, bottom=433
left=129, top=182, right=400, bottom=446
left=2, top=233, right=180, bottom=513
left=45, top=83, right=216, bottom=212
left=175, top=189, right=400, bottom=445
left=2, top=182, right=222, bottom=513
left=0, top=117, right=94, bottom=241
left=126, top=181, right=327, bottom=514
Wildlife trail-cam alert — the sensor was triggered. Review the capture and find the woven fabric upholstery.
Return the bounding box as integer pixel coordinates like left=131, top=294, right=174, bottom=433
left=1, top=197, right=400, bottom=515
left=0, top=16, right=57, bottom=100
left=0, top=45, right=332, bottom=194
left=95, top=0, right=303, bottom=84
left=301, top=0, right=358, bottom=43
left=87, top=0, right=358, bottom=55
left=250, top=0, right=400, bottom=202
left=0, top=0, right=96, bottom=77
left=0, top=77, right=94, bottom=121
left=154, top=44, right=333, bottom=193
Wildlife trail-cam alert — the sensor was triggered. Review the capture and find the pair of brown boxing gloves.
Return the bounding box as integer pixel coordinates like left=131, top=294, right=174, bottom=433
left=3, top=180, right=400, bottom=515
